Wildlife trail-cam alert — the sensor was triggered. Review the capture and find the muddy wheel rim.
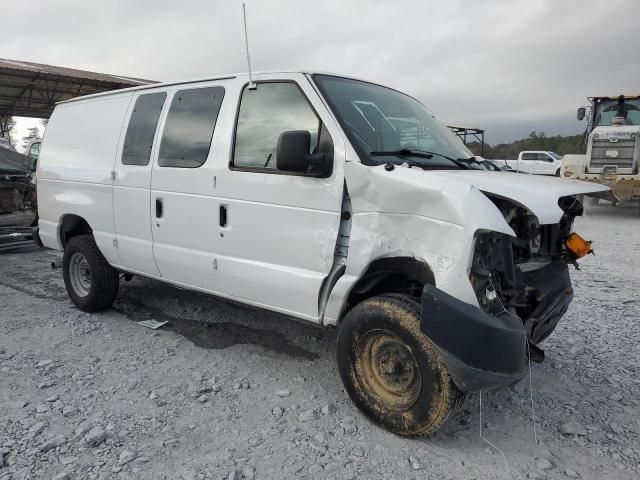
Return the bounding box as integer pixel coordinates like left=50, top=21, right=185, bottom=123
left=69, top=252, right=91, bottom=297
left=355, top=329, right=422, bottom=411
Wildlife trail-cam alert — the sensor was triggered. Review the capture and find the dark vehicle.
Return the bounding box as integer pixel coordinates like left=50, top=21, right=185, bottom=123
left=0, top=144, right=37, bottom=249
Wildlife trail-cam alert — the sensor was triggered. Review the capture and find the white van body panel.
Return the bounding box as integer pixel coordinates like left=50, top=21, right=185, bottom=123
left=37, top=94, right=133, bottom=262
left=147, top=79, right=232, bottom=290
left=207, top=73, right=346, bottom=318
left=324, top=162, right=513, bottom=324
left=112, top=88, right=169, bottom=276
left=427, top=169, right=609, bottom=224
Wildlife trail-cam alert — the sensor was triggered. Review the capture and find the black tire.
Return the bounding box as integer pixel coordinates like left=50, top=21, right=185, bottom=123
left=555, top=168, right=561, bottom=177
left=62, top=234, right=119, bottom=312
left=337, top=294, right=463, bottom=437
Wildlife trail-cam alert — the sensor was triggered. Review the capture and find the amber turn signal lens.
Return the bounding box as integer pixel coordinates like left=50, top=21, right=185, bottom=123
left=565, top=232, right=593, bottom=258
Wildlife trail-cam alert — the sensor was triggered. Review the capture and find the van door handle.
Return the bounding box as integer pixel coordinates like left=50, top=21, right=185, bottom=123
left=219, top=205, right=227, bottom=227
left=156, top=198, right=163, bottom=218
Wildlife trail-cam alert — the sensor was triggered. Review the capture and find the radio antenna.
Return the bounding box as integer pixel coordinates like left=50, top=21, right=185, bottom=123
left=242, top=3, right=256, bottom=89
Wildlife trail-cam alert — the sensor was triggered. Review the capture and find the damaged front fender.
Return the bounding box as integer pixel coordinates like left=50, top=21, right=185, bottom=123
left=322, top=161, right=517, bottom=325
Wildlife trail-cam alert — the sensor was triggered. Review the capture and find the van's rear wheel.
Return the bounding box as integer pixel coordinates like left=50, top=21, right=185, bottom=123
left=336, top=294, right=462, bottom=437
left=62, top=234, right=119, bottom=312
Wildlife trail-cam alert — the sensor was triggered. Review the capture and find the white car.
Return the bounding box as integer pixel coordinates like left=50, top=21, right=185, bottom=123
left=35, top=71, right=608, bottom=436
left=503, top=151, right=563, bottom=175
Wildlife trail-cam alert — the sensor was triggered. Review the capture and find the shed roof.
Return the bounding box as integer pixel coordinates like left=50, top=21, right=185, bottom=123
left=0, top=58, right=156, bottom=118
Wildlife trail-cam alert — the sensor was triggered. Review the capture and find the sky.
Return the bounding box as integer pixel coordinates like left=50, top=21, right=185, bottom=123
left=3, top=0, right=640, bottom=151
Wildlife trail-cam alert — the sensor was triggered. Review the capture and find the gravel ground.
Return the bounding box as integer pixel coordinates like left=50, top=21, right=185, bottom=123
left=1, top=202, right=639, bottom=480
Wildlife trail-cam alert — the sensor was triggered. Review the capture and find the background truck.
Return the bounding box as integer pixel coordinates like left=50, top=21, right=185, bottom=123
left=500, top=151, right=563, bottom=175
left=562, top=95, right=640, bottom=205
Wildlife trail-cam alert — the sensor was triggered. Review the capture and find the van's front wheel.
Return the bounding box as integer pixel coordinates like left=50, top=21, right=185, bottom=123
left=62, top=234, right=119, bottom=312
left=336, top=294, right=462, bottom=437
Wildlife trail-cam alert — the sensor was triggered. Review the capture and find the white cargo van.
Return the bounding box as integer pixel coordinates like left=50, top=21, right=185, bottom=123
left=36, top=72, right=609, bottom=436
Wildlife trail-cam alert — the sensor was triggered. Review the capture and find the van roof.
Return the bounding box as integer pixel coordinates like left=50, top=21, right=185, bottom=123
left=55, top=70, right=362, bottom=105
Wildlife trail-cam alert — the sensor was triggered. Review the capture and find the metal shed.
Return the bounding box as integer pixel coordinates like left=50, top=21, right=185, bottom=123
left=0, top=57, right=155, bottom=133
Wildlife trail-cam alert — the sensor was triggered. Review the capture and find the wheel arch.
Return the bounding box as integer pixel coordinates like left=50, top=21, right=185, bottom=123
left=59, top=214, right=93, bottom=249
left=342, top=256, right=435, bottom=319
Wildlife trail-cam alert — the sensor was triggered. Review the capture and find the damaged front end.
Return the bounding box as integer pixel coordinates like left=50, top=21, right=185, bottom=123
left=470, top=195, right=582, bottom=346
left=422, top=194, right=586, bottom=392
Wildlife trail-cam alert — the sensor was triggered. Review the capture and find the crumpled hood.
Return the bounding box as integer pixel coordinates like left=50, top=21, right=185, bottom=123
left=424, top=170, right=610, bottom=224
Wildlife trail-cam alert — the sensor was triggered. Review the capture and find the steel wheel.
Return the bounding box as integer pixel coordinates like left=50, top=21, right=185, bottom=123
left=355, top=329, right=422, bottom=411
left=337, top=294, right=463, bottom=436
left=62, top=234, right=119, bottom=312
left=68, top=252, right=91, bottom=297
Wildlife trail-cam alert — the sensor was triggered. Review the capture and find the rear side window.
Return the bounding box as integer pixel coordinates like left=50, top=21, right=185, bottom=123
left=158, top=86, right=225, bottom=168
left=521, top=153, right=536, bottom=161
left=122, top=92, right=167, bottom=165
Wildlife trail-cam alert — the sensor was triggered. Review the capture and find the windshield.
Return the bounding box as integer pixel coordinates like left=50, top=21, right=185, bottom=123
left=313, top=75, right=473, bottom=169
left=593, top=98, right=640, bottom=126
left=548, top=152, right=561, bottom=160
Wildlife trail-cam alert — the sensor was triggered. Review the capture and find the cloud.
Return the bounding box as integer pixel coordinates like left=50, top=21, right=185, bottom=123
left=4, top=0, right=640, bottom=145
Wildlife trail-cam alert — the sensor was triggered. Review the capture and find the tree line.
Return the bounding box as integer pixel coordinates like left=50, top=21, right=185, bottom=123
left=0, top=116, right=46, bottom=152
left=466, top=131, right=586, bottom=159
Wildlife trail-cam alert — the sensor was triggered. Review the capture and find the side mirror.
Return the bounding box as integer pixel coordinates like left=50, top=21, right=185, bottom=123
left=276, top=130, right=331, bottom=176
left=577, top=107, right=586, bottom=121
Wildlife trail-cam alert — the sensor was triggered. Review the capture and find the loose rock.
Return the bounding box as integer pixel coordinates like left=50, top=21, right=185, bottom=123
left=559, top=421, right=587, bottom=436
left=52, top=472, right=72, bottom=480
left=84, top=427, right=107, bottom=447
left=40, top=434, right=66, bottom=452
left=321, top=403, right=336, bottom=415
left=298, top=410, right=318, bottom=422
left=118, top=449, right=137, bottom=466
left=242, top=466, right=255, bottom=479
left=534, top=457, right=554, bottom=471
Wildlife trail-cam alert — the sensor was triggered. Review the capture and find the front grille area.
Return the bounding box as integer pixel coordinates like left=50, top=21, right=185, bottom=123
left=588, top=137, right=637, bottom=172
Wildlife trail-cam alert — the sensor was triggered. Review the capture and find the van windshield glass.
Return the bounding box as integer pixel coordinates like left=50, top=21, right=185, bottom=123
left=313, top=75, right=473, bottom=169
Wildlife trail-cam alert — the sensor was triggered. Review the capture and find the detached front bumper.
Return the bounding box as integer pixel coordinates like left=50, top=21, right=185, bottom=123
left=420, top=285, right=527, bottom=392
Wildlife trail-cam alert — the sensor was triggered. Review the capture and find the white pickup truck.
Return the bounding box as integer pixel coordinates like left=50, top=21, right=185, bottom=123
left=501, top=151, right=563, bottom=176
left=35, top=71, right=608, bottom=436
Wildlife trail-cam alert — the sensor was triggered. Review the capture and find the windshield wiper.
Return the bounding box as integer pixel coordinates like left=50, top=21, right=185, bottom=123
left=369, top=148, right=473, bottom=169
left=453, top=156, right=485, bottom=169
left=370, top=148, right=434, bottom=159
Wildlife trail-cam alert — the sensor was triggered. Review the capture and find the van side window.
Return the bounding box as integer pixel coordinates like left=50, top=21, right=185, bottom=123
left=122, top=93, right=167, bottom=166
left=232, top=83, right=320, bottom=170
left=158, top=86, right=225, bottom=168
